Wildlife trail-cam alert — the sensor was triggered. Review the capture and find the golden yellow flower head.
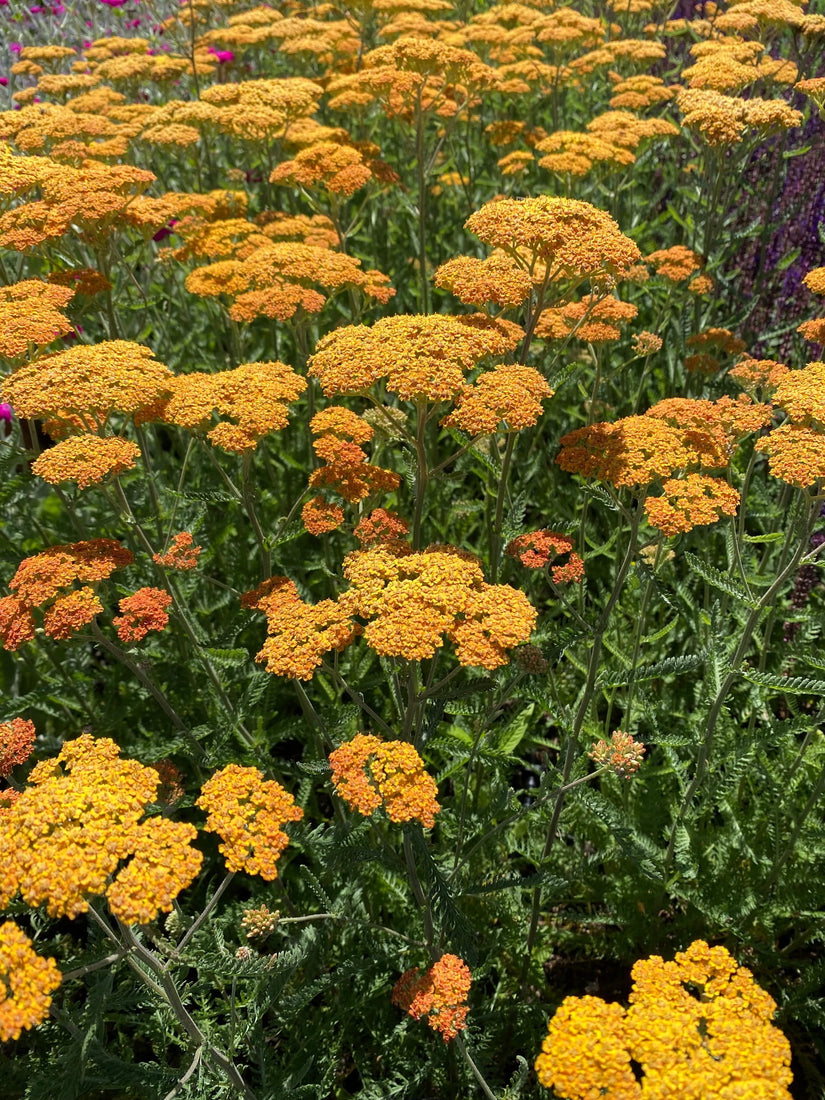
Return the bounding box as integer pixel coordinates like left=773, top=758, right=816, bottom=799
left=197, top=764, right=303, bottom=880
left=0, top=279, right=74, bottom=361
left=329, top=733, right=440, bottom=827
left=30, top=435, right=140, bottom=489
left=0, top=922, right=61, bottom=1042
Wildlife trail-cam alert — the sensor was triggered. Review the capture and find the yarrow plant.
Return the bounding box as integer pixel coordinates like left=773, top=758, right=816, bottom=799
left=0, top=0, right=823, bottom=1095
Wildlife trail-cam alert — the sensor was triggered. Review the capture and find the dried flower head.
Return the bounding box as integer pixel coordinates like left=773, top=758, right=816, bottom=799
left=329, top=733, right=440, bottom=827
left=392, top=954, right=471, bottom=1040
left=241, top=904, right=280, bottom=940
left=197, top=765, right=303, bottom=880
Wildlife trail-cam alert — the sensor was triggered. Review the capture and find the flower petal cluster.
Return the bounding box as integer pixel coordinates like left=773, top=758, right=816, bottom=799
left=308, top=404, right=400, bottom=503
left=0, top=922, right=61, bottom=1042
left=342, top=543, right=537, bottom=668
left=756, top=362, right=825, bottom=487
left=645, top=246, right=703, bottom=282
left=302, top=497, right=346, bottom=535
left=30, top=435, right=140, bottom=489
left=308, top=313, right=522, bottom=401
left=145, top=360, right=306, bottom=453
left=433, top=254, right=533, bottom=309
left=0, top=279, right=74, bottom=362
left=0, top=734, right=201, bottom=921
left=0, top=539, right=133, bottom=650
left=0, top=718, right=36, bottom=777
left=506, top=530, right=584, bottom=582
left=589, top=730, right=646, bottom=777
left=728, top=357, right=789, bottom=396
left=329, top=733, right=440, bottom=827
left=677, top=87, right=802, bottom=145
left=197, top=764, right=303, bottom=880
left=153, top=532, right=201, bottom=571
left=354, top=509, right=410, bottom=547
left=252, top=578, right=361, bottom=680
left=535, top=941, right=792, bottom=1098
left=644, top=475, right=740, bottom=536
left=113, top=587, right=173, bottom=644
left=441, top=364, right=553, bottom=434
left=464, top=196, right=641, bottom=288
left=2, top=341, right=173, bottom=430
left=535, top=294, right=638, bottom=343
left=270, top=141, right=374, bottom=196
left=392, top=954, right=472, bottom=1040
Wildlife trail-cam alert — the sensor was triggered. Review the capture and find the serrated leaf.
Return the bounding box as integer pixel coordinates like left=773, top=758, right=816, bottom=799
left=742, top=669, right=825, bottom=695
left=599, top=652, right=705, bottom=688
left=684, top=552, right=758, bottom=607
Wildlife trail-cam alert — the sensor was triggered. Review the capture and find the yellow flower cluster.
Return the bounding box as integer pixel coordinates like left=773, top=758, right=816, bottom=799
left=197, top=765, right=303, bottom=880
left=535, top=940, right=793, bottom=1098
left=0, top=734, right=201, bottom=923
left=308, top=313, right=522, bottom=401
left=30, top=435, right=140, bottom=489
left=0, top=921, right=61, bottom=1042
left=441, top=364, right=553, bottom=435
left=329, top=733, right=440, bottom=827
left=677, top=87, right=802, bottom=145
left=144, top=360, right=307, bottom=453
left=0, top=279, right=74, bottom=363
left=757, top=361, right=825, bottom=488
left=644, top=474, right=740, bottom=537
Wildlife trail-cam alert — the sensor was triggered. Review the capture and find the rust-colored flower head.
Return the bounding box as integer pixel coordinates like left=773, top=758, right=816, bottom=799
left=506, top=530, right=584, bottom=583
left=392, top=954, right=472, bottom=1040
left=197, top=764, right=303, bottom=880
left=353, top=509, right=410, bottom=547
left=113, top=587, right=173, bottom=644
left=302, top=497, right=346, bottom=535
left=153, top=532, right=201, bottom=571
left=0, top=718, right=36, bottom=778
left=329, top=733, right=440, bottom=827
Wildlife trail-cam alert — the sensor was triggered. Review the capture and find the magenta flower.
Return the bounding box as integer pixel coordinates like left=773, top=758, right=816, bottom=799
left=0, top=404, right=13, bottom=425
left=209, top=47, right=235, bottom=64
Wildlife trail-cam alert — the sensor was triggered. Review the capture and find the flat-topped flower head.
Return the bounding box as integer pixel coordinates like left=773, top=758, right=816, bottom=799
left=464, top=197, right=641, bottom=288
left=2, top=341, right=173, bottom=429
left=771, top=361, right=825, bottom=424
left=329, top=733, right=440, bottom=827
left=0, top=279, right=74, bottom=362
left=153, top=532, right=201, bottom=571
left=30, top=435, right=140, bottom=489
left=392, top=954, right=471, bottom=1040
left=755, top=424, right=825, bottom=488
left=113, top=587, right=173, bottom=644
left=0, top=922, right=61, bottom=1042
left=0, top=734, right=201, bottom=922
left=308, top=313, right=522, bottom=400
left=7, top=538, right=133, bottom=608
left=0, top=718, right=36, bottom=778
left=644, top=475, right=740, bottom=536
left=441, top=364, right=553, bottom=435
left=506, top=530, right=584, bottom=583
left=197, top=764, right=303, bottom=880
left=433, top=253, right=533, bottom=309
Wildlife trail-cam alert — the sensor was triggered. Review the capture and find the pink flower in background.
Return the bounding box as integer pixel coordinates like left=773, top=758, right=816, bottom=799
left=0, top=404, right=14, bottom=425
left=209, top=48, right=235, bottom=64
left=0, top=78, right=7, bottom=87
left=10, top=43, right=22, bottom=53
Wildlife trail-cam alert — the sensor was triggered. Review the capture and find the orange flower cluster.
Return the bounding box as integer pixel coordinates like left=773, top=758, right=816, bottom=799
left=535, top=941, right=792, bottom=1099
left=535, top=295, right=639, bottom=343
left=197, top=764, right=303, bottom=880
left=803, top=267, right=825, bottom=296
left=302, top=497, right=346, bottom=535
left=729, top=357, right=789, bottom=396
left=441, top=364, right=553, bottom=435
left=464, top=196, right=642, bottom=289
left=558, top=397, right=770, bottom=491
left=354, top=509, right=410, bottom=547
left=30, top=435, right=140, bottom=489
left=185, top=241, right=393, bottom=324
left=433, top=254, right=533, bottom=309
left=328, top=733, right=440, bottom=827
left=392, top=954, right=472, bottom=1041
left=589, top=730, right=646, bottom=777
left=644, top=475, right=740, bottom=536
left=308, top=405, right=400, bottom=504
left=0, top=922, right=61, bottom=1042
left=113, top=587, right=173, bottom=644
left=308, top=313, right=522, bottom=401
left=757, top=361, right=825, bottom=488
left=1, top=340, right=173, bottom=431
left=251, top=577, right=360, bottom=680
left=0, top=734, right=202, bottom=923
left=677, top=87, right=802, bottom=145
left=145, top=360, right=306, bottom=453
left=341, top=543, right=537, bottom=668
left=153, top=532, right=201, bottom=571
left=0, top=279, right=74, bottom=362
left=270, top=141, right=375, bottom=197
left=505, top=530, right=584, bottom=583
left=0, top=718, right=36, bottom=777
left=645, top=246, right=703, bottom=282
left=685, top=327, right=748, bottom=375
left=0, top=538, right=133, bottom=650
left=536, top=128, right=636, bottom=178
